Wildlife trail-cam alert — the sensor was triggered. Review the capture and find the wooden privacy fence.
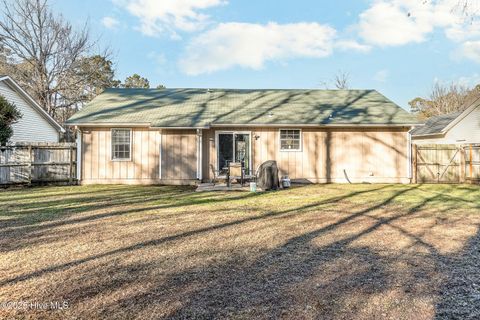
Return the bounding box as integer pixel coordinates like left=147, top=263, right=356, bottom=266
left=465, top=145, right=480, bottom=182
left=413, top=144, right=480, bottom=184
left=0, top=143, right=77, bottom=185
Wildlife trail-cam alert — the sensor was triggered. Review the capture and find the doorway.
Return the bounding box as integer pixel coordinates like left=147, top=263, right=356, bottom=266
left=216, top=132, right=251, bottom=174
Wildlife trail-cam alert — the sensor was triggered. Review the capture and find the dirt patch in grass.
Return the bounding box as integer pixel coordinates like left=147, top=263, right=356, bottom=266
left=0, top=184, right=479, bottom=319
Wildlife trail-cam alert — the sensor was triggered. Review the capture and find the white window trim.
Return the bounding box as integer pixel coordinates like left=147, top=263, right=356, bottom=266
left=111, top=128, right=132, bottom=161
left=279, top=128, right=302, bottom=152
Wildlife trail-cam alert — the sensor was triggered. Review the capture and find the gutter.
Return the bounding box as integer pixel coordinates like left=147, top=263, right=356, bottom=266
left=150, top=126, right=209, bottom=130
left=66, top=122, right=152, bottom=128
left=66, top=123, right=209, bottom=130
left=210, top=123, right=423, bottom=128
left=411, top=132, right=444, bottom=138
left=67, top=122, right=424, bottom=129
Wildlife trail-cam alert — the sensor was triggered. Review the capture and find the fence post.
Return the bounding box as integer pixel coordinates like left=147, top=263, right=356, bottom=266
left=436, top=144, right=440, bottom=184
left=470, top=144, right=473, bottom=179
left=69, top=145, right=74, bottom=184
left=28, top=145, right=32, bottom=184
left=412, top=144, right=418, bottom=184
left=460, top=146, right=466, bottom=183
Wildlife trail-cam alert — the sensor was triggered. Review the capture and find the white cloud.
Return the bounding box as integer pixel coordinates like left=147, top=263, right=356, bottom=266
left=457, top=73, right=480, bottom=87
left=147, top=51, right=170, bottom=75
left=101, top=16, right=120, bottom=30
left=148, top=52, right=167, bottom=65
left=179, top=22, right=337, bottom=75
left=432, top=73, right=480, bottom=89
left=444, top=0, right=480, bottom=41
left=373, top=69, right=389, bottom=82
left=357, top=0, right=479, bottom=47
left=461, top=41, right=480, bottom=63
left=335, top=40, right=371, bottom=53
left=358, top=1, right=433, bottom=46
left=446, top=21, right=480, bottom=42
left=119, top=0, right=226, bottom=37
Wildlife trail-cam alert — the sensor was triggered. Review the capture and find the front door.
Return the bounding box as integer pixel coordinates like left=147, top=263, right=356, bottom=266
left=217, top=132, right=251, bottom=174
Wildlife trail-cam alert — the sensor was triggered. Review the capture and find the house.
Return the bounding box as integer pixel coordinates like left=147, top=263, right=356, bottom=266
left=66, top=88, right=421, bottom=185
left=411, top=98, right=480, bottom=145
left=0, top=75, right=64, bottom=143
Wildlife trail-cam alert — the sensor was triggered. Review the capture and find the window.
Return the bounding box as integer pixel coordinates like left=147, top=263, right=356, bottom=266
left=111, top=129, right=131, bottom=160
left=279, top=129, right=301, bottom=151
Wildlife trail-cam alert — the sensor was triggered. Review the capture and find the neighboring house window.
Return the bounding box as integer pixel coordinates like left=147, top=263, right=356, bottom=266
left=279, top=129, right=301, bottom=151
left=111, top=129, right=131, bottom=160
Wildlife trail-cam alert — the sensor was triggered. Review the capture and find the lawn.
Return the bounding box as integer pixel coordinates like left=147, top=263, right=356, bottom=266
left=1, top=184, right=480, bottom=319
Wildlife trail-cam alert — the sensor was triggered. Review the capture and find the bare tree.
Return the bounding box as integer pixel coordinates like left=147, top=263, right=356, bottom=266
left=415, top=0, right=477, bottom=21
left=0, top=0, right=111, bottom=122
left=334, top=71, right=350, bottom=90
left=452, top=0, right=476, bottom=20
left=318, top=71, right=351, bottom=90
left=409, top=82, right=480, bottom=118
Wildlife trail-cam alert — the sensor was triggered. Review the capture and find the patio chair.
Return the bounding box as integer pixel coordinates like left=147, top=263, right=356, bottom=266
left=210, top=164, right=227, bottom=186
left=228, top=162, right=244, bottom=186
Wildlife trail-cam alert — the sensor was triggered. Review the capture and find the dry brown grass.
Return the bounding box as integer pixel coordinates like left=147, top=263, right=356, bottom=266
left=0, top=184, right=479, bottom=319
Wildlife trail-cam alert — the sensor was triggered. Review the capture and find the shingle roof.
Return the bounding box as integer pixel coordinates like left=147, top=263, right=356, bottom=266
left=410, top=112, right=461, bottom=136
left=66, top=88, right=420, bottom=127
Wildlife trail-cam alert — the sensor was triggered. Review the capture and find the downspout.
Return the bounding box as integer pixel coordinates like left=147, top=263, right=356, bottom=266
left=407, top=129, right=413, bottom=182
left=159, top=130, right=162, bottom=180
left=197, top=129, right=203, bottom=181
left=76, top=128, right=82, bottom=183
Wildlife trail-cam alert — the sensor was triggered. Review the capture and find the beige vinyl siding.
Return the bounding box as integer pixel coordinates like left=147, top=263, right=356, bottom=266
left=203, top=127, right=410, bottom=183
left=80, top=128, right=197, bottom=184
left=160, top=129, right=197, bottom=180
left=81, top=126, right=409, bottom=185
left=0, top=81, right=59, bottom=143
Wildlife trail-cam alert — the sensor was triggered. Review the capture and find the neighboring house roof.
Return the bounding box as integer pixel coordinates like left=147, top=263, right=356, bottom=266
left=0, top=75, right=65, bottom=133
left=410, top=112, right=462, bottom=136
left=66, top=88, right=420, bottom=128
left=411, top=96, right=480, bottom=137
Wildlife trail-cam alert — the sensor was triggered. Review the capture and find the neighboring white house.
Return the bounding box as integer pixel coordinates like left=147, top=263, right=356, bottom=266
left=411, top=98, right=480, bottom=145
left=0, top=75, right=64, bottom=143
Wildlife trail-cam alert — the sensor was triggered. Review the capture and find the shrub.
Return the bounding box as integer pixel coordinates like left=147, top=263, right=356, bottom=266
left=0, top=95, right=22, bottom=145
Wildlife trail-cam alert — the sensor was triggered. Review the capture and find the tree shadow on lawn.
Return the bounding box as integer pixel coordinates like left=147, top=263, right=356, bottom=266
left=151, top=185, right=440, bottom=318
left=0, top=188, right=265, bottom=253
left=434, top=223, right=480, bottom=319
left=2, top=184, right=480, bottom=319
left=1, top=185, right=196, bottom=220
left=146, top=185, right=480, bottom=319
left=92, top=186, right=480, bottom=318
left=0, top=185, right=392, bottom=287
left=0, top=184, right=146, bottom=202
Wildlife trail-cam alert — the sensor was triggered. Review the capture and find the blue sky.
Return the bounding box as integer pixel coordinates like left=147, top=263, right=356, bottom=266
left=53, top=0, right=480, bottom=110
